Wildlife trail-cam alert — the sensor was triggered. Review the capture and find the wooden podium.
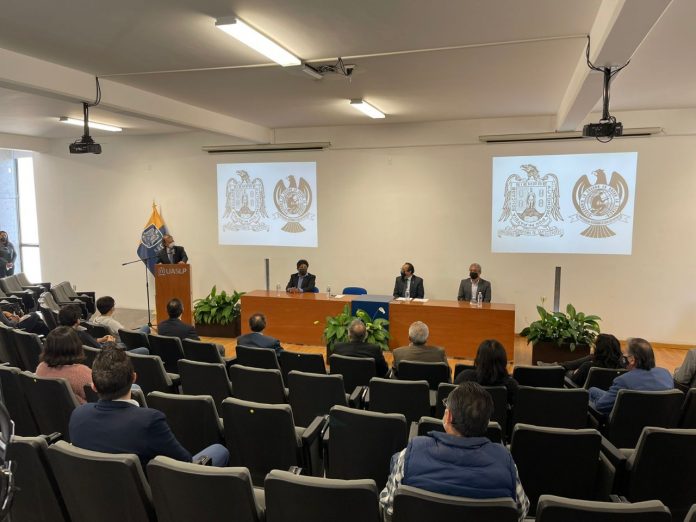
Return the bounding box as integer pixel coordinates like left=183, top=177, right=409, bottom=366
left=154, top=263, right=193, bottom=325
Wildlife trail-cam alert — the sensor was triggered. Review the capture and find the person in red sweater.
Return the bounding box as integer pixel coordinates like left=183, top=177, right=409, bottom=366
left=35, top=326, right=92, bottom=404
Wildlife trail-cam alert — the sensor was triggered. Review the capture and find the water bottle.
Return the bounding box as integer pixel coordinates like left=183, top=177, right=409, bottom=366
left=326, top=285, right=332, bottom=298
left=405, top=287, right=410, bottom=299
left=477, top=291, right=483, bottom=306
left=275, top=282, right=281, bottom=294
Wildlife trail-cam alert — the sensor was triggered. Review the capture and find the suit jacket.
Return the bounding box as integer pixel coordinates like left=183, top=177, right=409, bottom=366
left=392, top=344, right=448, bottom=370
left=236, top=331, right=283, bottom=355
left=156, top=245, right=188, bottom=264
left=286, top=272, right=316, bottom=292
left=393, top=276, right=424, bottom=299
left=590, top=368, right=674, bottom=415
left=157, top=318, right=200, bottom=341
left=457, top=278, right=492, bottom=302
left=332, top=341, right=389, bottom=377
left=674, top=348, right=696, bottom=387
left=69, top=400, right=191, bottom=469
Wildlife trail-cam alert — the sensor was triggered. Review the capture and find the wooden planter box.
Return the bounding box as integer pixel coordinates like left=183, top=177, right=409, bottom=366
left=531, top=341, right=591, bottom=365
left=194, top=316, right=241, bottom=338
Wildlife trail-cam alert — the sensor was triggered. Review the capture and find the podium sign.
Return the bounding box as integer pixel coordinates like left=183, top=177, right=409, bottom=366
left=154, top=263, right=193, bottom=325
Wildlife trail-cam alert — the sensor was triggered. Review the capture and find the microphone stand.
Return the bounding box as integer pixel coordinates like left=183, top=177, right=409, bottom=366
left=122, top=255, right=159, bottom=327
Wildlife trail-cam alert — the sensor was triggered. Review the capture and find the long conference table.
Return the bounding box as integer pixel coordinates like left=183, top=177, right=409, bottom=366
left=241, top=290, right=516, bottom=360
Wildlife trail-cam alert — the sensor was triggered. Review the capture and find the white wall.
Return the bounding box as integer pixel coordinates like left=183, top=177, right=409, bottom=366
left=32, top=117, right=696, bottom=344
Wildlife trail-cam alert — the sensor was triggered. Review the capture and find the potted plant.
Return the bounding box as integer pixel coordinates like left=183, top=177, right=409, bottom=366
left=193, top=286, right=245, bottom=338
left=323, top=304, right=390, bottom=355
left=520, top=303, right=601, bottom=364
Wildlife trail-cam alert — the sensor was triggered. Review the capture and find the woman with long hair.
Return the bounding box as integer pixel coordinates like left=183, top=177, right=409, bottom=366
left=567, top=333, right=625, bottom=386
left=454, top=339, right=518, bottom=404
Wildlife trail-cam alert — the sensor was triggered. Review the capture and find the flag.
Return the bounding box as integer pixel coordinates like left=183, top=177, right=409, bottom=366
left=137, top=202, right=169, bottom=273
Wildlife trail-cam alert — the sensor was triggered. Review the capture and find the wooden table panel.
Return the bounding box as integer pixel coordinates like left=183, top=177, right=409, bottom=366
left=389, top=300, right=516, bottom=360
left=241, top=290, right=353, bottom=346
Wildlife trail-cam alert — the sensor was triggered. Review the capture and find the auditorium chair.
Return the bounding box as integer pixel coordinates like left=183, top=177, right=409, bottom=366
left=127, top=352, right=180, bottom=394
left=264, top=470, right=380, bottom=522
left=368, top=377, right=432, bottom=424
left=47, top=441, right=156, bottom=522
left=512, top=365, right=566, bottom=388
left=229, top=364, right=288, bottom=404
left=85, top=386, right=147, bottom=408
left=182, top=338, right=234, bottom=368
left=436, top=383, right=509, bottom=436
left=82, top=321, right=109, bottom=339
left=235, top=344, right=282, bottom=372
left=511, top=386, right=589, bottom=430
left=147, top=333, right=185, bottom=374
left=396, top=360, right=451, bottom=389
left=287, top=370, right=348, bottom=427
left=177, top=359, right=233, bottom=409
left=55, top=280, right=96, bottom=314
left=15, top=272, right=51, bottom=292
left=118, top=328, right=150, bottom=351
left=7, top=435, right=70, bottom=522
left=392, top=485, right=519, bottom=522
left=510, top=424, right=614, bottom=514
left=535, top=495, right=671, bottom=522
left=341, top=287, right=367, bottom=295
left=680, top=388, right=696, bottom=429
left=147, top=392, right=225, bottom=455
left=0, top=276, right=38, bottom=311
left=147, top=456, right=264, bottom=522
left=324, top=405, right=408, bottom=490
left=82, top=345, right=100, bottom=367
left=565, top=367, right=628, bottom=391
left=0, top=287, right=25, bottom=313
left=0, top=364, right=39, bottom=436
left=220, top=397, right=325, bottom=486
left=686, top=504, right=696, bottom=522
left=10, top=328, right=43, bottom=371
left=38, top=292, right=60, bottom=329
left=49, top=284, right=89, bottom=318
left=329, top=353, right=376, bottom=393
left=0, top=323, right=24, bottom=368
left=279, top=350, right=326, bottom=382
left=414, top=416, right=503, bottom=444
left=16, top=372, right=80, bottom=441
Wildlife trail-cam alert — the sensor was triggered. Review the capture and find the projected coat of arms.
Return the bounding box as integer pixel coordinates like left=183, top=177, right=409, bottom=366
left=497, top=164, right=564, bottom=238
left=570, top=169, right=630, bottom=238
left=222, top=170, right=270, bottom=232
left=273, top=175, right=314, bottom=233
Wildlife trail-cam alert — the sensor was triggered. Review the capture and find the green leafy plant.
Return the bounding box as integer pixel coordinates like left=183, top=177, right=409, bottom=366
left=520, top=303, right=601, bottom=351
left=323, top=304, right=391, bottom=352
left=193, top=286, right=245, bottom=326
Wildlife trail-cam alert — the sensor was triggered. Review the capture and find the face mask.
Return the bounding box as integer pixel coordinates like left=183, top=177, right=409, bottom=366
left=470, top=272, right=479, bottom=279
left=400, top=271, right=407, bottom=278
left=0, top=238, right=6, bottom=244
left=168, top=242, right=176, bottom=249
left=298, top=269, right=307, bottom=276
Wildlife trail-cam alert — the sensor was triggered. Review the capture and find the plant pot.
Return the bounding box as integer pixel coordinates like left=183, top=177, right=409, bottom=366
left=194, top=316, right=241, bottom=338
left=531, top=341, right=591, bottom=365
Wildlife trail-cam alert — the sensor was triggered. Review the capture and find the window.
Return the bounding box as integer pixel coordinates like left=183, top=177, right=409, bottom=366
left=16, top=157, right=42, bottom=282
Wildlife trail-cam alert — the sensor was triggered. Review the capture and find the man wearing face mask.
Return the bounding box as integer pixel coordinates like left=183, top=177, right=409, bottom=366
left=393, top=262, right=424, bottom=299
left=286, top=259, right=316, bottom=293
left=457, top=263, right=491, bottom=303
left=0, top=231, right=17, bottom=277
left=156, top=234, right=188, bottom=264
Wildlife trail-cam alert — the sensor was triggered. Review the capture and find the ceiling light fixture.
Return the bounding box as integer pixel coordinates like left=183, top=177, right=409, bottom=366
left=215, top=17, right=300, bottom=67
left=301, top=63, right=323, bottom=80
left=59, top=117, right=122, bottom=132
left=349, top=99, right=385, bottom=119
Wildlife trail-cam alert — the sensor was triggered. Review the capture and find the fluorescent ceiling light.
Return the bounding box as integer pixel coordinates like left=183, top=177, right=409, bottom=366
left=350, top=99, right=385, bottom=119
left=59, top=117, right=122, bottom=132
left=215, top=17, right=300, bottom=67
left=301, top=64, right=323, bottom=80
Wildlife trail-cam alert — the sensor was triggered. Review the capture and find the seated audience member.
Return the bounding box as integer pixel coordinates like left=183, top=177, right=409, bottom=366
left=589, top=337, right=674, bottom=416
left=379, top=382, right=529, bottom=521
left=393, top=262, right=424, bottom=299
left=457, top=262, right=492, bottom=302
left=1, top=309, right=49, bottom=336
left=455, top=339, right=518, bottom=405
left=92, top=295, right=150, bottom=340
left=157, top=298, right=225, bottom=356
left=332, top=319, right=389, bottom=377
left=236, top=312, right=284, bottom=356
left=70, top=347, right=229, bottom=468
left=286, top=259, right=316, bottom=293
left=561, top=333, right=626, bottom=386
left=674, top=348, right=696, bottom=389
left=35, top=326, right=92, bottom=404
left=59, top=305, right=114, bottom=348
left=392, top=321, right=447, bottom=373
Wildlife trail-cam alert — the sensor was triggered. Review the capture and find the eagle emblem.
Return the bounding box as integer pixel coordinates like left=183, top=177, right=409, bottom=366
left=273, top=175, right=313, bottom=233
left=498, top=164, right=564, bottom=238
left=570, top=169, right=629, bottom=238
left=222, top=170, right=269, bottom=232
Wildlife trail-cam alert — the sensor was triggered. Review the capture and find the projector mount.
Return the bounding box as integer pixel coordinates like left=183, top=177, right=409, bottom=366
left=302, top=57, right=355, bottom=81
left=69, top=77, right=103, bottom=154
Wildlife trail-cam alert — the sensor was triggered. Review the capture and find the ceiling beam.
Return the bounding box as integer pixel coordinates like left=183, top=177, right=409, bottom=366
left=0, top=47, right=271, bottom=143
left=555, top=0, right=672, bottom=132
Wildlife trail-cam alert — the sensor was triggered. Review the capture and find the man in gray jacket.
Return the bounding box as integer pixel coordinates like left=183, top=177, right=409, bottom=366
left=392, top=321, right=447, bottom=373
left=457, top=263, right=491, bottom=302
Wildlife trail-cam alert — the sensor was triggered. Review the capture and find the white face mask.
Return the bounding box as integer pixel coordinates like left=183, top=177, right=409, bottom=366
left=167, top=242, right=176, bottom=249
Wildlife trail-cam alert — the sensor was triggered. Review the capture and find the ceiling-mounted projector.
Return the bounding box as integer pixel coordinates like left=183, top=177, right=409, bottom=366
left=69, top=102, right=102, bottom=154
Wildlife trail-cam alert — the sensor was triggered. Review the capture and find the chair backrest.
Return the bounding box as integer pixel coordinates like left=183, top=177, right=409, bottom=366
left=11, top=328, right=43, bottom=371
left=47, top=440, right=156, bottom=522
left=147, top=456, right=263, bottom=522
left=0, top=364, right=38, bottom=435
left=235, top=345, right=281, bottom=371
left=7, top=436, right=70, bottom=522
left=279, top=350, right=326, bottom=383
left=15, top=272, right=31, bottom=286
left=17, top=372, right=79, bottom=441
left=264, top=469, right=380, bottom=522
left=146, top=392, right=224, bottom=455
left=416, top=417, right=503, bottom=444
left=329, top=353, right=376, bottom=393
left=178, top=359, right=232, bottom=408
left=510, top=424, right=603, bottom=511
left=397, top=361, right=451, bottom=390
left=147, top=334, right=185, bottom=374
left=83, top=321, right=109, bottom=339
left=1, top=276, right=23, bottom=292
left=368, top=377, right=431, bottom=424
left=181, top=338, right=224, bottom=364
left=40, top=304, right=59, bottom=331
left=82, top=345, right=101, bottom=368
left=127, top=352, right=176, bottom=394
left=327, top=405, right=408, bottom=490
left=584, top=367, right=628, bottom=390
left=118, top=328, right=150, bottom=350
left=605, top=389, right=684, bottom=448
left=512, top=386, right=588, bottom=429
left=392, top=485, right=518, bottom=522
left=536, top=494, right=671, bottom=522
left=220, top=398, right=301, bottom=486
left=0, top=323, right=23, bottom=368
left=512, top=365, right=565, bottom=388
left=686, top=503, right=696, bottom=522
left=288, top=370, right=347, bottom=428
left=435, top=383, right=509, bottom=434
left=39, top=291, right=60, bottom=312
left=627, top=427, right=696, bottom=521
left=680, top=388, right=696, bottom=429
left=342, top=287, right=368, bottom=295
left=229, top=364, right=287, bottom=404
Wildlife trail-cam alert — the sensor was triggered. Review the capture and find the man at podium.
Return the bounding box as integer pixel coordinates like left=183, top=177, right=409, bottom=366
left=156, top=234, right=188, bottom=264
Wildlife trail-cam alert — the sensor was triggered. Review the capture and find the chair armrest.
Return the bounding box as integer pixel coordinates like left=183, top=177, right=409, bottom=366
left=78, top=291, right=96, bottom=301
left=596, top=450, right=616, bottom=500
left=349, top=385, right=366, bottom=408
left=564, top=375, right=579, bottom=388
left=609, top=495, right=629, bottom=503
left=588, top=404, right=607, bottom=429
left=288, top=465, right=303, bottom=474
left=301, top=415, right=327, bottom=447
left=408, top=421, right=419, bottom=441
left=600, top=436, right=626, bottom=470
left=40, top=432, right=63, bottom=444
left=194, top=455, right=212, bottom=466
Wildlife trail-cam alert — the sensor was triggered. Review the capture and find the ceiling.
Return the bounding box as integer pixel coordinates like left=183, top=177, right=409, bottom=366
left=0, top=0, right=693, bottom=138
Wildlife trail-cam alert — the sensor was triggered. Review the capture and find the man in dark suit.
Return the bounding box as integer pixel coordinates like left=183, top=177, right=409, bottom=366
left=236, top=313, right=284, bottom=355
left=332, top=319, right=389, bottom=377
left=393, top=262, right=424, bottom=299
left=286, top=259, right=316, bottom=293
left=69, top=347, right=229, bottom=467
left=156, top=234, right=188, bottom=264
left=457, top=263, right=491, bottom=302
left=157, top=298, right=199, bottom=341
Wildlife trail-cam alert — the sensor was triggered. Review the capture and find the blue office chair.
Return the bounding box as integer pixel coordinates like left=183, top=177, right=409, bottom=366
left=342, top=287, right=367, bottom=295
